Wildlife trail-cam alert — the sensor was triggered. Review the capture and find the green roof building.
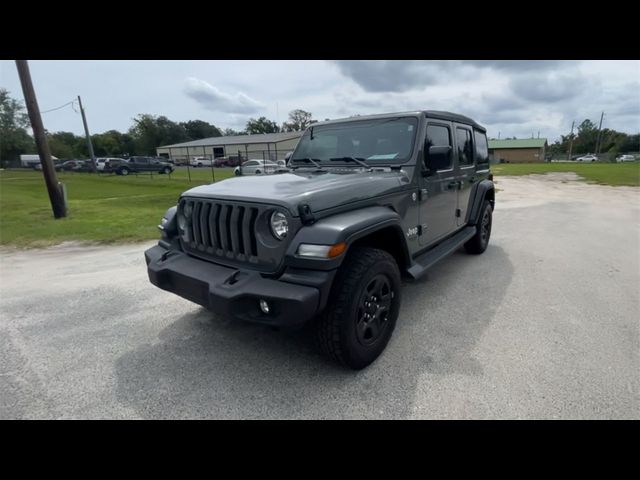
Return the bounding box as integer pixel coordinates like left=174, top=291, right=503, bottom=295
left=488, top=138, right=548, bottom=163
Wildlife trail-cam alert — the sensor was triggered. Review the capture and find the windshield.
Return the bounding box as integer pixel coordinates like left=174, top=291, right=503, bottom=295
left=291, top=117, right=418, bottom=165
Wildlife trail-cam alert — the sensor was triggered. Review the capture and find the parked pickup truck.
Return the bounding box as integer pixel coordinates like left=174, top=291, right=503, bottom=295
left=106, top=157, right=174, bottom=175
left=145, top=110, right=494, bottom=369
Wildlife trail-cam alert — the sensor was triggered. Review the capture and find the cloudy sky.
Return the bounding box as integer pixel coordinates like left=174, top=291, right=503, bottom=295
left=1, top=60, right=638, bottom=142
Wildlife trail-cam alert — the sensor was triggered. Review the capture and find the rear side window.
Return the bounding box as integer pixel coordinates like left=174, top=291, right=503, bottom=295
left=456, top=128, right=473, bottom=166
left=425, top=124, right=452, bottom=170
left=474, top=131, right=489, bottom=164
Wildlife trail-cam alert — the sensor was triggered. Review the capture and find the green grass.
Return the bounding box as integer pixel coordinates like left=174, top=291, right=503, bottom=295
left=2, top=162, right=639, bottom=248
left=491, top=162, right=640, bottom=187
left=0, top=168, right=235, bottom=247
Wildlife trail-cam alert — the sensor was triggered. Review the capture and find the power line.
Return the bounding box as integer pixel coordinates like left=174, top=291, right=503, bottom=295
left=40, top=99, right=76, bottom=114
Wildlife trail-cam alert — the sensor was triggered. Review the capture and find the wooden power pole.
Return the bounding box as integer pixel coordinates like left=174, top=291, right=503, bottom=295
left=77, top=95, right=97, bottom=173
left=567, top=120, right=575, bottom=161
left=15, top=60, right=67, bottom=218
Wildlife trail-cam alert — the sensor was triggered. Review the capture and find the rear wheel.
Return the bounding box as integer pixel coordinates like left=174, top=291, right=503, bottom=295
left=162, top=167, right=172, bottom=174
left=119, top=167, right=129, bottom=176
left=464, top=200, right=492, bottom=254
left=316, top=247, right=401, bottom=370
left=255, top=169, right=261, bottom=175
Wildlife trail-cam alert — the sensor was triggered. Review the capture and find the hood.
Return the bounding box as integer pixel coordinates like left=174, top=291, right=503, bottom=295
left=181, top=168, right=411, bottom=216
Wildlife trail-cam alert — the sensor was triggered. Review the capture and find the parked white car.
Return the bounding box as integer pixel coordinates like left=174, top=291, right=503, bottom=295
left=233, top=160, right=278, bottom=176
left=189, top=157, right=212, bottom=167
left=616, top=154, right=636, bottom=162
left=576, top=154, right=598, bottom=162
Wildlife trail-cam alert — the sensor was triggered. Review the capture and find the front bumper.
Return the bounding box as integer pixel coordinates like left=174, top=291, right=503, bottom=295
left=145, top=244, right=334, bottom=328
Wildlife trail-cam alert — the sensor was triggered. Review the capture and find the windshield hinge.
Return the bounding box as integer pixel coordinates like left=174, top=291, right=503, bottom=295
left=298, top=204, right=316, bottom=225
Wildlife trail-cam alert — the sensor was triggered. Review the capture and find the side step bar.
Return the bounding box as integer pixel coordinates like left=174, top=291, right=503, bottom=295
left=407, top=226, right=476, bottom=280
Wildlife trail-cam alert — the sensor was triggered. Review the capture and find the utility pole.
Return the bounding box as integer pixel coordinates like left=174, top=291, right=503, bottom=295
left=567, top=120, right=575, bottom=161
left=77, top=95, right=97, bottom=173
left=15, top=60, right=67, bottom=218
left=594, top=111, right=605, bottom=156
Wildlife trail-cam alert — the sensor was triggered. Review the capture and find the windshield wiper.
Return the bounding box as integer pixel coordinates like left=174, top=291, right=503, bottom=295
left=291, top=157, right=324, bottom=169
left=330, top=156, right=371, bottom=169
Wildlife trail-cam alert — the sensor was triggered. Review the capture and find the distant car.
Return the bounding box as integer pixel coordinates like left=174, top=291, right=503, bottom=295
left=233, top=160, right=278, bottom=176
left=576, top=154, right=598, bottom=162
left=189, top=157, right=212, bottom=167
left=108, top=156, right=174, bottom=175
left=616, top=154, right=636, bottom=162
left=33, top=162, right=63, bottom=172
left=61, top=160, right=85, bottom=171
left=213, top=156, right=241, bottom=167
left=95, top=157, right=125, bottom=171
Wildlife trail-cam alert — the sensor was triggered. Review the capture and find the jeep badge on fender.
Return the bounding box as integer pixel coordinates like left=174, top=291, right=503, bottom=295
left=145, top=110, right=494, bottom=370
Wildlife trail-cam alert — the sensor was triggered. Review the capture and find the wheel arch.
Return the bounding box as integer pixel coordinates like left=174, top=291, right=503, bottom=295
left=284, top=206, right=411, bottom=272
left=467, top=179, right=495, bottom=225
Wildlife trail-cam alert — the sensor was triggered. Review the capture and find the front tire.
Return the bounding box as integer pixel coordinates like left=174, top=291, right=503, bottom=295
left=162, top=167, right=172, bottom=174
left=119, top=167, right=130, bottom=176
left=464, top=200, right=492, bottom=254
left=316, top=247, right=401, bottom=370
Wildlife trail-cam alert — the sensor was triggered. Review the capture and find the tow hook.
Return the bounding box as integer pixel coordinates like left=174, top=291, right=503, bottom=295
left=160, top=249, right=177, bottom=262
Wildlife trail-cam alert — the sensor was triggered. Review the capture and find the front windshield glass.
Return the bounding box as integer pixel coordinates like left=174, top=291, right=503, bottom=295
left=291, top=117, right=418, bottom=165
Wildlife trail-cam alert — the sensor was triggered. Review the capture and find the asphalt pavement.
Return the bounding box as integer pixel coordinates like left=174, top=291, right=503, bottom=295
left=1, top=172, right=638, bottom=419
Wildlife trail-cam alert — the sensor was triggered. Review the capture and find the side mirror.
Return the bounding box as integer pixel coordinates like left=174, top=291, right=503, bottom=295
left=424, top=145, right=451, bottom=174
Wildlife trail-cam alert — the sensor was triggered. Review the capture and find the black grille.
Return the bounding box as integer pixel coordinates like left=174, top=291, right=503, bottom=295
left=179, top=198, right=261, bottom=263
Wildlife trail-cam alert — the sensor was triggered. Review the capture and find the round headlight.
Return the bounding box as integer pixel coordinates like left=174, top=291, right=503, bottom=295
left=270, top=211, right=288, bottom=240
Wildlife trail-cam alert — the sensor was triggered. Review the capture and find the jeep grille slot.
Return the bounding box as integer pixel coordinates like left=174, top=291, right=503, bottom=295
left=179, top=198, right=266, bottom=268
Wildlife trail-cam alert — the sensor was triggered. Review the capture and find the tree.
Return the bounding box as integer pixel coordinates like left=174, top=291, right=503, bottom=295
left=0, top=88, right=35, bottom=166
left=180, top=120, right=222, bottom=140
left=47, top=131, right=78, bottom=159
left=128, top=114, right=189, bottom=155
left=574, top=119, right=599, bottom=154
left=245, top=116, right=280, bottom=134
left=282, top=109, right=313, bottom=132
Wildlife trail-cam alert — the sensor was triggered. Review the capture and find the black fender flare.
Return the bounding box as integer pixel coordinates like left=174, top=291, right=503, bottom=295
left=284, top=206, right=409, bottom=270
left=467, top=179, right=495, bottom=225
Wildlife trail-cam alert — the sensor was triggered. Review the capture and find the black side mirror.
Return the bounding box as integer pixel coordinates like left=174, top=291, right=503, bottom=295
left=424, top=145, right=452, bottom=174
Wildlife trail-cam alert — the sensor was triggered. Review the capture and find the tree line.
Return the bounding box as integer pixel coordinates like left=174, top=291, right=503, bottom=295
left=0, top=88, right=316, bottom=164
left=545, top=119, right=637, bottom=158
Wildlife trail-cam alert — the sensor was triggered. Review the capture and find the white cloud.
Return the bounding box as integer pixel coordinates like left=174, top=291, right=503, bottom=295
left=183, top=77, right=265, bottom=114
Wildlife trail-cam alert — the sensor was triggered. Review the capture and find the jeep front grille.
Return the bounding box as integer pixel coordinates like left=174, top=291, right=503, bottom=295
left=180, top=198, right=260, bottom=258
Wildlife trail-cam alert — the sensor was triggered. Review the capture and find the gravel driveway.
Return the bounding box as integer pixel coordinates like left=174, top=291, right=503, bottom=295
left=1, top=172, right=638, bottom=419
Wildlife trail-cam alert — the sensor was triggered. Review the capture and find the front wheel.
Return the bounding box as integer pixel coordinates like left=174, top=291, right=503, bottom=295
left=464, top=200, right=492, bottom=254
left=119, top=167, right=130, bottom=176
left=316, top=247, right=401, bottom=370
left=162, top=167, right=172, bottom=174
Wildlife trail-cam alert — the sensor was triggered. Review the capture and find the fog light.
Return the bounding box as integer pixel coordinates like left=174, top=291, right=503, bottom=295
left=259, top=299, right=270, bottom=314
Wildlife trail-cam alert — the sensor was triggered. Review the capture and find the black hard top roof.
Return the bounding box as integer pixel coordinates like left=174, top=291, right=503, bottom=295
left=312, top=110, right=486, bottom=132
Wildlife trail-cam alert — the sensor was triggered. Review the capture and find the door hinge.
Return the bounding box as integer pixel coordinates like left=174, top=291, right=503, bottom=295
left=455, top=208, right=461, bottom=217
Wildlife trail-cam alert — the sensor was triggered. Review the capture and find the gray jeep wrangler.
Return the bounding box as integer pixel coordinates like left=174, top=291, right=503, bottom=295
left=145, top=111, right=494, bottom=369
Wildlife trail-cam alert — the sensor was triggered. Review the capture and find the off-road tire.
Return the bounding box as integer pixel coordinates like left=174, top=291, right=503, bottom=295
left=464, top=200, right=492, bottom=254
left=316, top=247, right=401, bottom=370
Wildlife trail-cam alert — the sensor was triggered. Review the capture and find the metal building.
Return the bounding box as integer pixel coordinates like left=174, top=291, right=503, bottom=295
left=156, top=132, right=303, bottom=165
